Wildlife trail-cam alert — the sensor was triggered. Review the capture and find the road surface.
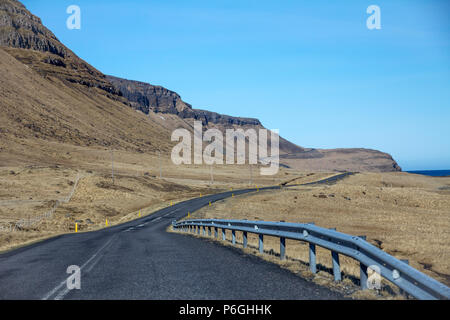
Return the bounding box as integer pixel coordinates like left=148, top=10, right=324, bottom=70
left=0, top=175, right=352, bottom=300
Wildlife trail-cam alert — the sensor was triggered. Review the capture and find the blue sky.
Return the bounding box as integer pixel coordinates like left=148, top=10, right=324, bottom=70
left=22, top=0, right=450, bottom=170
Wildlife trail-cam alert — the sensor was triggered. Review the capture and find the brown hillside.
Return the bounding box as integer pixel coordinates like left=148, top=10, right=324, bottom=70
left=0, top=47, right=173, bottom=165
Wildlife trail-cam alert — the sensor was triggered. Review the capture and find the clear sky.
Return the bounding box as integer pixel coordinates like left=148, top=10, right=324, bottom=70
left=21, top=0, right=450, bottom=170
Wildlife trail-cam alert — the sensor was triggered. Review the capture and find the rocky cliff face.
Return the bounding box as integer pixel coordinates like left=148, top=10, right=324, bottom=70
left=0, top=0, right=120, bottom=96
left=106, top=75, right=305, bottom=156
left=0, top=0, right=68, bottom=57
left=106, top=75, right=261, bottom=127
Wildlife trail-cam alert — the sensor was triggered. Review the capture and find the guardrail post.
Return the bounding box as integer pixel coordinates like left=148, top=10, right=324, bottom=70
left=208, top=227, right=212, bottom=237
left=243, top=231, right=248, bottom=248
left=214, top=227, right=218, bottom=238
left=400, top=259, right=410, bottom=298
left=280, top=237, right=286, bottom=260
left=222, top=228, right=226, bottom=241
left=331, top=251, right=341, bottom=281
left=360, top=264, right=368, bottom=290
left=232, top=230, right=236, bottom=245
left=197, top=226, right=200, bottom=235
left=202, top=226, right=206, bottom=236
left=309, top=243, right=316, bottom=274
left=259, top=234, right=264, bottom=254
left=359, top=235, right=368, bottom=289
left=329, top=228, right=341, bottom=281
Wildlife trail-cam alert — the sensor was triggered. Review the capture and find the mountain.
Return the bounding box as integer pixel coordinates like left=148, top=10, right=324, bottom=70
left=0, top=0, right=175, bottom=169
left=0, top=0, right=401, bottom=172
left=104, top=75, right=401, bottom=171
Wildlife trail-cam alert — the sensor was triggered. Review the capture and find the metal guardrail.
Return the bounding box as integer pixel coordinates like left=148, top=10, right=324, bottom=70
left=173, top=219, right=450, bottom=300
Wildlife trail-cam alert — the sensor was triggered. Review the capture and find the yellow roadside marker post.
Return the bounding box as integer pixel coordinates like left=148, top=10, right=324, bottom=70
left=75, top=223, right=78, bottom=233
left=139, top=210, right=141, bottom=217
left=209, top=201, right=211, bottom=207
left=171, top=201, right=173, bottom=206
left=188, top=212, right=190, bottom=218
left=105, top=219, right=108, bottom=227
left=232, top=193, right=234, bottom=198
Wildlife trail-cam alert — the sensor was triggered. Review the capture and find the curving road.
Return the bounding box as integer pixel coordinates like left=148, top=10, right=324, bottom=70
left=0, top=174, right=352, bottom=300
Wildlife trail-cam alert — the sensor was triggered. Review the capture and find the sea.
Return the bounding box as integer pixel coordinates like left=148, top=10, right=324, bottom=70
left=407, top=170, right=450, bottom=177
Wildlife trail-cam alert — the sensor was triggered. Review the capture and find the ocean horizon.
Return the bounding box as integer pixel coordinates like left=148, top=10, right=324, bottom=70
left=407, top=170, right=450, bottom=177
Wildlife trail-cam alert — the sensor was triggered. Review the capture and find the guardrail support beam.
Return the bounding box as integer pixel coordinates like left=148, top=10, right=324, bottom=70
left=208, top=227, right=212, bottom=237
left=360, top=263, right=368, bottom=290
left=197, top=226, right=200, bottom=235
left=358, top=235, right=368, bottom=289
left=202, top=226, right=206, bottom=236
left=232, top=230, right=236, bottom=245
left=400, top=259, right=410, bottom=298
left=328, top=228, right=341, bottom=282
left=243, top=231, right=248, bottom=248
left=259, top=234, right=264, bottom=254
left=222, top=228, right=226, bottom=241
left=331, top=251, right=341, bottom=281
left=280, top=237, right=286, bottom=260
left=214, top=227, right=218, bottom=238
left=309, top=243, right=316, bottom=274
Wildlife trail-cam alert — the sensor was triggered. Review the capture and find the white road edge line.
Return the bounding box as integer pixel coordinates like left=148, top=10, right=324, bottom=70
left=43, top=208, right=179, bottom=299
left=41, top=234, right=117, bottom=300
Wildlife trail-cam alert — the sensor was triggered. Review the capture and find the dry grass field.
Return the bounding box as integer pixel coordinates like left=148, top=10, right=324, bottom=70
left=0, top=165, right=213, bottom=252
left=0, top=147, right=299, bottom=253
left=186, top=172, right=450, bottom=297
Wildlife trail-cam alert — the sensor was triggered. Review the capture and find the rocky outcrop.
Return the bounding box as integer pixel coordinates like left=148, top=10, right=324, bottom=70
left=0, top=0, right=69, bottom=58
left=0, top=0, right=120, bottom=96
left=106, top=75, right=261, bottom=127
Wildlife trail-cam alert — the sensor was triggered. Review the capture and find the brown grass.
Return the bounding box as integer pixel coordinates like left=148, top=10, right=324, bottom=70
left=0, top=156, right=303, bottom=252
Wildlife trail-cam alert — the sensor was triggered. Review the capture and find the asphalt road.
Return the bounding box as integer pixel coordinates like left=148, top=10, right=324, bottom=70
left=0, top=175, right=352, bottom=300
